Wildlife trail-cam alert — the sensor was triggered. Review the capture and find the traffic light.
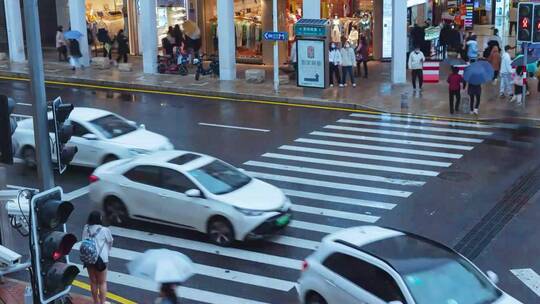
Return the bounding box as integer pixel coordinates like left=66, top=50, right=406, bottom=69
left=0, top=95, right=17, bottom=164
left=533, top=4, right=540, bottom=43
left=30, top=187, right=79, bottom=304
left=51, top=98, right=77, bottom=174
left=518, top=2, right=534, bottom=42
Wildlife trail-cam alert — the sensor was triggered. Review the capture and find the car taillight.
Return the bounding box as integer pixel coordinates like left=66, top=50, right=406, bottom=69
left=89, top=175, right=99, bottom=184
left=302, top=260, right=308, bottom=271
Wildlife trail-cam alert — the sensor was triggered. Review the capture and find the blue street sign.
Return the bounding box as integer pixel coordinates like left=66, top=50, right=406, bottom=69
left=264, top=31, right=288, bottom=41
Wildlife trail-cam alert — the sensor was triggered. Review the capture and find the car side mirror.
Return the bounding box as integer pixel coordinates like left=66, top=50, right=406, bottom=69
left=82, top=133, right=98, bottom=140
left=486, top=270, right=499, bottom=285
left=185, top=189, right=201, bottom=198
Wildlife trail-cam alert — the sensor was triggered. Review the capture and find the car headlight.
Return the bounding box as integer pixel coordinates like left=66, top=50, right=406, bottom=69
left=129, top=148, right=149, bottom=156
left=234, top=207, right=266, bottom=216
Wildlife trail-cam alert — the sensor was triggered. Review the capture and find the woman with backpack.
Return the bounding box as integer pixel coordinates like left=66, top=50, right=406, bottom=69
left=81, top=211, right=113, bottom=304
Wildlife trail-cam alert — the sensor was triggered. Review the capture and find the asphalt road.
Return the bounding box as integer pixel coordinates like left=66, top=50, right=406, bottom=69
left=2, top=79, right=540, bottom=304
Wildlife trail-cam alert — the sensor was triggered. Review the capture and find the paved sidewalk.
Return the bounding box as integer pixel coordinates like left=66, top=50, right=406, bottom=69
left=0, top=278, right=93, bottom=304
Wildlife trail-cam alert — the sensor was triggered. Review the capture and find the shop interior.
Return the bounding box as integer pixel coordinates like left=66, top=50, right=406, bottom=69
left=86, top=0, right=125, bottom=39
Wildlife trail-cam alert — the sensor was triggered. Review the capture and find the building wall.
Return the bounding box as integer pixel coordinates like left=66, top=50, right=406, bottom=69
left=39, top=0, right=59, bottom=47
left=0, top=1, right=8, bottom=53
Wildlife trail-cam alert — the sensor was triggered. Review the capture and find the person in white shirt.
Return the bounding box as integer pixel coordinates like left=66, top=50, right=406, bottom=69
left=499, top=45, right=514, bottom=97
left=408, top=47, right=425, bottom=91
left=55, top=26, right=68, bottom=62
left=328, top=43, right=342, bottom=87
left=82, top=211, right=113, bottom=304
left=340, top=41, right=357, bottom=87
left=510, top=66, right=525, bottom=105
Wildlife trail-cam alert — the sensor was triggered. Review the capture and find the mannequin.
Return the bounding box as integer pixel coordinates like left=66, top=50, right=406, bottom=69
left=348, top=26, right=359, bottom=48
left=331, top=15, right=341, bottom=44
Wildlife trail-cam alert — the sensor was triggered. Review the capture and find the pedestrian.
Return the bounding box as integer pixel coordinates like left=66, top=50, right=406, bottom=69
left=115, top=29, right=129, bottom=63
left=56, top=26, right=68, bottom=62
left=355, top=35, right=369, bottom=78
left=499, top=45, right=513, bottom=97
left=485, top=28, right=502, bottom=50
left=447, top=66, right=465, bottom=114
left=340, top=41, right=356, bottom=87
left=510, top=66, right=526, bottom=105
left=466, top=35, right=478, bottom=62
left=81, top=211, right=113, bottom=304
left=155, top=283, right=179, bottom=304
left=465, top=81, right=482, bottom=115
left=509, top=4, right=517, bottom=36
left=487, top=45, right=501, bottom=83
left=328, top=43, right=342, bottom=87
left=408, top=46, right=425, bottom=91
left=348, top=26, right=359, bottom=49
left=68, top=38, right=83, bottom=71
left=439, top=23, right=451, bottom=59
left=173, top=24, right=184, bottom=49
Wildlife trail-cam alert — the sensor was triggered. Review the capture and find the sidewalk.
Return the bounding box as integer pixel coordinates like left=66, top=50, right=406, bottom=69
left=0, top=278, right=93, bottom=304
left=0, top=47, right=538, bottom=121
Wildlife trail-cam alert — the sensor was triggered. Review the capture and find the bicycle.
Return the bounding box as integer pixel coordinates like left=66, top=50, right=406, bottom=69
left=193, top=54, right=219, bottom=81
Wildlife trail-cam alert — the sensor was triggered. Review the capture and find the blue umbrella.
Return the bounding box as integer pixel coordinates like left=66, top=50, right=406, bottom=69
left=64, top=30, right=83, bottom=40
left=463, top=61, right=494, bottom=85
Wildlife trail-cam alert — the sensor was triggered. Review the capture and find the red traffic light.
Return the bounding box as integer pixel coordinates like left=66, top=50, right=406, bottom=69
left=522, top=17, right=530, bottom=29
left=42, top=231, right=77, bottom=261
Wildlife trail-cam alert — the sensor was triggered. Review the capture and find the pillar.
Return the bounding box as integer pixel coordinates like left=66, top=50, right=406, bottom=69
left=303, top=0, right=321, bottom=19
left=217, top=0, right=236, bottom=80
left=56, top=0, right=70, bottom=31
left=3, top=0, right=26, bottom=62
left=391, top=0, right=407, bottom=84
left=372, top=0, right=383, bottom=60
left=68, top=0, right=90, bottom=66
left=140, top=0, right=158, bottom=73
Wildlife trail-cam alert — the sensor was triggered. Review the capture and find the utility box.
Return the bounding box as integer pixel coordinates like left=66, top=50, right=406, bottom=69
left=294, top=19, right=330, bottom=89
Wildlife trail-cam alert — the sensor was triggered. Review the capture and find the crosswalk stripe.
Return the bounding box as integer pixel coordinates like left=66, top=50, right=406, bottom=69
left=324, top=125, right=484, bottom=143
left=110, top=227, right=302, bottom=270
left=289, top=220, right=343, bottom=234
left=262, top=153, right=439, bottom=176
left=244, top=161, right=425, bottom=186
left=283, top=189, right=396, bottom=210
left=72, top=244, right=296, bottom=292
left=511, top=268, right=540, bottom=297
left=75, top=265, right=271, bottom=304
left=292, top=203, right=380, bottom=223
left=249, top=171, right=413, bottom=198
left=311, top=131, right=474, bottom=150
left=295, top=138, right=463, bottom=159
left=279, top=145, right=452, bottom=167
left=271, top=235, right=320, bottom=250
left=337, top=119, right=493, bottom=136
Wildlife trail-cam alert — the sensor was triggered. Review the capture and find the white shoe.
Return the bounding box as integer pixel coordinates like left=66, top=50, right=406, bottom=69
left=352, top=83, right=357, bottom=87
left=526, top=91, right=531, bottom=96
left=516, top=102, right=523, bottom=106
left=339, top=84, right=345, bottom=88
left=470, top=111, right=474, bottom=114
left=330, top=84, right=334, bottom=87
left=474, top=109, right=479, bottom=115
left=344, top=83, right=348, bottom=87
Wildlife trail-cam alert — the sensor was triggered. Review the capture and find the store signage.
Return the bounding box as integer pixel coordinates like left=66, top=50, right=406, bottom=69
left=297, top=40, right=326, bottom=89
left=465, top=0, right=474, bottom=30
left=295, top=25, right=326, bottom=37
left=263, top=32, right=288, bottom=41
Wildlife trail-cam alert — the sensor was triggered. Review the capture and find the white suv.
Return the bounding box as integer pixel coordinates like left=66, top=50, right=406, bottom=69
left=297, top=226, right=521, bottom=304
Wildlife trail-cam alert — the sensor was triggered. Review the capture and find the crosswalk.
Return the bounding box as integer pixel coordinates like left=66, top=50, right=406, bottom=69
left=70, top=112, right=505, bottom=303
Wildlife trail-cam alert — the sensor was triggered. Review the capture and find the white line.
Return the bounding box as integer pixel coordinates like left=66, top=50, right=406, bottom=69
left=295, top=138, right=463, bottom=159
left=289, top=220, right=343, bottom=234
left=198, top=122, right=270, bottom=132
left=16, top=102, right=32, bottom=106
left=262, top=153, right=439, bottom=176
left=311, top=131, right=474, bottom=151
left=248, top=171, right=412, bottom=198
left=283, top=189, right=396, bottom=210
left=75, top=265, right=271, bottom=304
left=11, top=114, right=32, bottom=119
left=63, top=186, right=89, bottom=201
left=244, top=161, right=425, bottom=186
left=337, top=119, right=493, bottom=136
left=292, top=204, right=380, bottom=223
left=6, top=184, right=39, bottom=191
left=110, top=227, right=302, bottom=270
left=279, top=145, right=452, bottom=167
left=511, top=268, right=540, bottom=297
left=270, top=235, right=320, bottom=250
left=72, top=244, right=295, bottom=292
left=324, top=125, right=484, bottom=143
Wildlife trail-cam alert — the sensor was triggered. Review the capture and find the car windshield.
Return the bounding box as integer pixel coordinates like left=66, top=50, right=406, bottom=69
left=89, top=114, right=137, bottom=139
left=188, top=160, right=251, bottom=195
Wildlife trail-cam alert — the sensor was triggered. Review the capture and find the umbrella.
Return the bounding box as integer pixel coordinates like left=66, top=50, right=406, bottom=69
left=64, top=30, right=83, bottom=40
left=463, top=61, right=494, bottom=85
left=443, top=57, right=467, bottom=66
left=182, top=20, right=200, bottom=39
left=127, top=249, right=195, bottom=283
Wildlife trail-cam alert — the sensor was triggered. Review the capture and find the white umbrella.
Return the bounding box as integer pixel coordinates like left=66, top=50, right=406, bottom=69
left=127, top=249, right=195, bottom=283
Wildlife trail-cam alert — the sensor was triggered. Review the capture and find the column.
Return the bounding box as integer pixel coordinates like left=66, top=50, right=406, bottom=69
left=372, top=0, right=383, bottom=60
left=140, top=0, right=158, bottom=73
left=68, top=0, right=90, bottom=66
left=3, top=0, right=25, bottom=62
left=217, top=0, right=236, bottom=80
left=303, top=0, right=320, bottom=19
left=391, top=0, right=407, bottom=84
left=56, top=0, right=70, bottom=31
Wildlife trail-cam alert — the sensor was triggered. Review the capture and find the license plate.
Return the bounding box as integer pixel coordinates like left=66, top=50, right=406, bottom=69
left=275, top=214, right=291, bottom=227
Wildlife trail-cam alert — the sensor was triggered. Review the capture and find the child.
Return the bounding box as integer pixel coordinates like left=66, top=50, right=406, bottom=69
left=447, top=66, right=464, bottom=114
left=510, top=66, right=525, bottom=105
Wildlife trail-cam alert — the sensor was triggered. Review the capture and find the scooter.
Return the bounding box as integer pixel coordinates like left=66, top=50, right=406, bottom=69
left=157, top=54, right=189, bottom=76
left=193, top=54, right=219, bottom=81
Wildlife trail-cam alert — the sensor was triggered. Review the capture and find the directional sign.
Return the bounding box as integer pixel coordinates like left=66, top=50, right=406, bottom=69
left=264, top=31, right=288, bottom=41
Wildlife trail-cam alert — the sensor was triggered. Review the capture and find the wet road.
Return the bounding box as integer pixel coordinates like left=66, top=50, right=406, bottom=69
left=2, top=79, right=540, bottom=304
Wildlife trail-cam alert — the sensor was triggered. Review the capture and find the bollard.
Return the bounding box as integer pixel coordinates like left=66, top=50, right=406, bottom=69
left=24, top=286, right=33, bottom=304
left=400, top=93, right=409, bottom=109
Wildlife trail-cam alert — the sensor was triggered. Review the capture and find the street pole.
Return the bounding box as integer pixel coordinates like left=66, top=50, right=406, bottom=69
left=273, top=0, right=279, bottom=93
left=23, top=0, right=54, bottom=191
left=522, top=42, right=528, bottom=108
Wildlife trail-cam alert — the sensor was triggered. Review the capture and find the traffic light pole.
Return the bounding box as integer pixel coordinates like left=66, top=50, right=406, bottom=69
left=23, top=0, right=54, bottom=191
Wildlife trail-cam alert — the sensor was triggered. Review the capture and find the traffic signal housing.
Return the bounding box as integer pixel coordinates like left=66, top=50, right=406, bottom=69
left=0, top=95, right=17, bottom=164
left=51, top=98, right=77, bottom=174
left=518, top=2, right=534, bottom=42
left=30, top=187, right=79, bottom=303
left=533, top=4, right=540, bottom=43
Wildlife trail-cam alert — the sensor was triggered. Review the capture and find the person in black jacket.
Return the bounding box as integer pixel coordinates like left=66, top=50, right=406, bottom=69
left=439, top=24, right=451, bottom=59
left=68, top=38, right=82, bottom=71
left=115, top=29, right=129, bottom=63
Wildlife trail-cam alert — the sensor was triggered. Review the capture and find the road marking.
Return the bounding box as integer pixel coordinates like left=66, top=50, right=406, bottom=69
left=244, top=161, right=425, bottom=186
left=11, top=114, right=32, bottom=119
left=72, top=280, right=136, bottom=304
left=75, top=265, right=271, bottom=304
left=270, top=235, right=320, bottom=250
left=324, top=125, right=484, bottom=143
left=511, top=268, right=540, bottom=297
left=292, top=203, right=380, bottom=223
left=262, top=153, right=439, bottom=176
left=73, top=244, right=295, bottom=292
left=283, top=189, right=396, bottom=210
left=6, top=184, right=39, bottom=191
left=16, top=102, right=32, bottom=106
left=110, top=227, right=302, bottom=270
left=198, top=122, right=270, bottom=132
left=295, top=138, right=463, bottom=159
left=289, top=220, right=342, bottom=234
left=279, top=145, right=452, bottom=167
left=337, top=119, right=493, bottom=136
left=63, top=186, right=89, bottom=201
left=249, top=171, right=413, bottom=198
left=311, top=131, right=474, bottom=150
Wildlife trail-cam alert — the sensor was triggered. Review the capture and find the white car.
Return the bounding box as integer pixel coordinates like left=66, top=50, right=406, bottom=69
left=88, top=150, right=292, bottom=246
left=13, top=107, right=174, bottom=168
left=298, top=226, right=522, bottom=304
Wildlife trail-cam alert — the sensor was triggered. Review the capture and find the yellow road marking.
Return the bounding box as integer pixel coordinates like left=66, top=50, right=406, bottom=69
left=72, top=280, right=137, bottom=304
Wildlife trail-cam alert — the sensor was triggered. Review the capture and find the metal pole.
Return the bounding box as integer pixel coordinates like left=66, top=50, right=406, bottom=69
left=522, top=42, right=527, bottom=108
left=23, top=0, right=54, bottom=190
left=273, top=0, right=279, bottom=93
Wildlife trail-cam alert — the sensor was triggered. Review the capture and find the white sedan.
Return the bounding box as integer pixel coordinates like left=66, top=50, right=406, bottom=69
left=88, top=150, right=292, bottom=246
left=13, top=107, right=174, bottom=168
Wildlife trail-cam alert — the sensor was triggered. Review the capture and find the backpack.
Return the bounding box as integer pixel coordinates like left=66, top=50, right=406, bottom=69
left=79, top=226, right=102, bottom=264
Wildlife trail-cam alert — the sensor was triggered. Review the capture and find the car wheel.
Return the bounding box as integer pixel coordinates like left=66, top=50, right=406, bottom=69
left=207, top=218, right=234, bottom=247
left=22, top=146, right=36, bottom=169
left=102, top=155, right=118, bottom=165
left=306, top=292, right=327, bottom=304
left=104, top=197, right=129, bottom=226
